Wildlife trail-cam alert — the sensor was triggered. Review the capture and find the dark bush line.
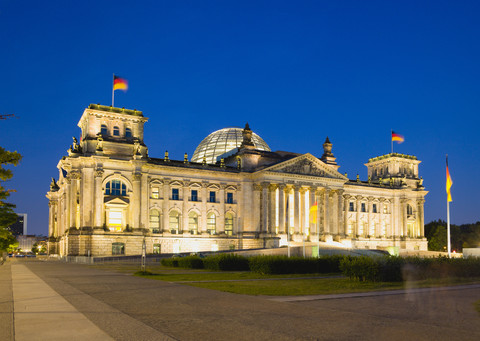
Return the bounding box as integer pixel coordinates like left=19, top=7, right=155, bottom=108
left=340, top=256, right=480, bottom=282
left=161, top=254, right=343, bottom=274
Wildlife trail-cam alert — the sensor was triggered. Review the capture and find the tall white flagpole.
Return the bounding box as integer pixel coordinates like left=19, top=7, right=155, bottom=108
left=391, top=129, right=393, bottom=154
left=446, top=154, right=451, bottom=258
left=447, top=199, right=451, bottom=258
left=112, top=74, right=115, bottom=107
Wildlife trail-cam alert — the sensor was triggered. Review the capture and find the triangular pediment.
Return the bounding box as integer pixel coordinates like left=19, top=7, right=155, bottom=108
left=104, top=197, right=129, bottom=206
left=261, top=153, right=347, bottom=180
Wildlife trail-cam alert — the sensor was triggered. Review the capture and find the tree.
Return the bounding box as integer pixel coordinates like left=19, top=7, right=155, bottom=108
left=0, top=146, right=22, bottom=251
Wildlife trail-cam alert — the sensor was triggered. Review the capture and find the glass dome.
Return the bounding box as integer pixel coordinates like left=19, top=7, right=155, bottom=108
left=191, top=127, right=271, bottom=164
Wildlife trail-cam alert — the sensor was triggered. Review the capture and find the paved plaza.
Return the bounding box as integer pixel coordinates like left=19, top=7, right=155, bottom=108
left=1, top=259, right=480, bottom=340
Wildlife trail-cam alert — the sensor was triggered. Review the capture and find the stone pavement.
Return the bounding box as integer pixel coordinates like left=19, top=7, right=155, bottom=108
left=2, top=259, right=480, bottom=340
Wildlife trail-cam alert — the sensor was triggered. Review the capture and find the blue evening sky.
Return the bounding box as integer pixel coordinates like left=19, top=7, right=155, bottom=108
left=1, top=1, right=479, bottom=235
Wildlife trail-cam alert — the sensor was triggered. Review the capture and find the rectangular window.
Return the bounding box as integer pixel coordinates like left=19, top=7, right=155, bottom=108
left=383, top=205, right=388, bottom=214
left=172, top=188, right=179, bottom=200
left=112, top=242, right=124, bottom=255
left=191, top=190, right=198, bottom=201
left=349, top=202, right=355, bottom=212
left=226, top=192, right=233, bottom=204
left=153, top=244, right=161, bottom=254
left=108, top=209, right=122, bottom=231
left=361, top=203, right=366, bottom=212
left=209, top=191, right=216, bottom=203
left=372, top=204, right=377, bottom=213
left=152, top=187, right=159, bottom=199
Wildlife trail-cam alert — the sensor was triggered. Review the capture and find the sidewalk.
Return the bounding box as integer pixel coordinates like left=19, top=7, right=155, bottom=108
left=10, top=262, right=113, bottom=341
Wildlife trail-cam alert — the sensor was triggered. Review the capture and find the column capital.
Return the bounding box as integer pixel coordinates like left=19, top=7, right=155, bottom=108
left=343, top=193, right=351, bottom=200
left=268, top=183, right=278, bottom=191
left=253, top=183, right=262, bottom=191
left=132, top=172, right=142, bottom=181
left=94, top=168, right=104, bottom=178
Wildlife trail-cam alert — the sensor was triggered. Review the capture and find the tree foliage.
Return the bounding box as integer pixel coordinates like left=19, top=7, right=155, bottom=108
left=425, top=220, right=480, bottom=252
left=0, top=146, right=22, bottom=251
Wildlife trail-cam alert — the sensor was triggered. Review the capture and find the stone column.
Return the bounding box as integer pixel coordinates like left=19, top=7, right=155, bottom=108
left=261, top=183, right=268, bottom=233
left=331, top=190, right=338, bottom=235
left=299, top=187, right=305, bottom=234
left=64, top=179, right=71, bottom=229
left=140, top=174, right=149, bottom=230
left=294, top=186, right=300, bottom=234
left=418, top=198, right=425, bottom=237
left=278, top=184, right=286, bottom=234
left=94, top=169, right=104, bottom=228
left=132, top=173, right=141, bottom=229
left=183, top=182, right=190, bottom=233
left=343, top=193, right=350, bottom=237
left=316, top=189, right=323, bottom=236
left=367, top=196, right=373, bottom=237
left=356, top=195, right=362, bottom=236
left=402, top=199, right=408, bottom=237
left=219, top=184, right=226, bottom=234
left=200, top=182, right=208, bottom=233
left=48, top=201, right=55, bottom=237
left=253, top=184, right=262, bottom=233
left=82, top=168, right=93, bottom=228
left=163, top=180, right=170, bottom=232
left=323, top=189, right=330, bottom=235
left=268, top=184, right=277, bottom=234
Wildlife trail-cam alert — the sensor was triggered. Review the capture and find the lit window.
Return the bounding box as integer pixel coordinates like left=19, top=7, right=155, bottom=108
left=101, top=124, right=108, bottom=135
left=347, top=222, right=353, bottom=236
left=372, top=204, right=377, bottom=213
left=383, top=205, right=388, bottom=214
left=112, top=242, right=124, bottom=255
left=108, top=209, right=123, bottom=230
left=172, top=188, right=179, bottom=200
left=105, top=180, right=127, bottom=196
left=370, top=223, right=375, bottom=236
left=113, top=126, right=120, bottom=136
left=207, top=212, right=216, bottom=235
left=209, top=191, right=216, bottom=203
left=191, top=190, right=198, bottom=201
left=226, top=192, right=233, bottom=204
left=225, top=213, right=233, bottom=236
left=125, top=127, right=132, bottom=138
left=153, top=244, right=161, bottom=254
left=151, top=187, right=159, bottom=199
left=349, top=202, right=355, bottom=212
left=150, top=209, right=160, bottom=233
left=169, top=211, right=180, bottom=234
left=361, top=203, right=366, bottom=212
left=188, top=211, right=198, bottom=234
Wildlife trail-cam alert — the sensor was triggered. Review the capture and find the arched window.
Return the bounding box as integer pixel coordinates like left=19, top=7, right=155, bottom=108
left=101, top=124, right=108, bottom=136
left=112, top=242, right=125, bottom=255
left=125, top=127, right=132, bottom=138
left=207, top=212, right=216, bottom=235
left=169, top=211, right=180, bottom=234
left=105, top=180, right=127, bottom=196
left=150, top=209, right=160, bottom=233
left=225, top=213, right=233, bottom=236
left=188, top=211, right=198, bottom=234
left=113, top=126, right=120, bottom=136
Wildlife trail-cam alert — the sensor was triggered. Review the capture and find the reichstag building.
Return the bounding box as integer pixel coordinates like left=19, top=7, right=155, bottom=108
left=47, top=104, right=428, bottom=256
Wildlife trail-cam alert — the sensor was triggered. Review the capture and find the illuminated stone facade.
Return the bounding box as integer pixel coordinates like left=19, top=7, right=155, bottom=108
left=47, top=104, right=428, bottom=257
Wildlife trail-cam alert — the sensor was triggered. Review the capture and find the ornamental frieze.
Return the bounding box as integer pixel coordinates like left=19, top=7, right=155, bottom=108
left=273, top=159, right=326, bottom=177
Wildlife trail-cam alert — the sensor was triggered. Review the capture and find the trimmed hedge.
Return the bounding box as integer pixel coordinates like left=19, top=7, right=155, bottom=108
left=160, top=256, right=204, bottom=269
left=203, top=254, right=250, bottom=271
left=248, top=255, right=344, bottom=275
left=340, top=256, right=480, bottom=282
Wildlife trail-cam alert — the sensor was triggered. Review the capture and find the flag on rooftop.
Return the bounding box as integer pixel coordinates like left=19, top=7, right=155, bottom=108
left=113, top=75, right=128, bottom=91
left=309, top=201, right=318, bottom=224
left=391, top=131, right=404, bottom=144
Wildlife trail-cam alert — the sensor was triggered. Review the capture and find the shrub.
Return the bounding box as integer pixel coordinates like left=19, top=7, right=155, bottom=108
left=161, top=258, right=179, bottom=267
left=248, top=255, right=344, bottom=275
left=203, top=254, right=250, bottom=271
left=340, top=256, right=379, bottom=281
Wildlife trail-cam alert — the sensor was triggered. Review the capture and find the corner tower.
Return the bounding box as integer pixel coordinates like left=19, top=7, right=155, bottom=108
left=76, top=104, right=149, bottom=158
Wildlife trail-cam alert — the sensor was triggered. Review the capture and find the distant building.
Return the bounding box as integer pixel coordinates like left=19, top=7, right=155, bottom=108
left=17, top=235, right=47, bottom=252
left=7, top=213, right=27, bottom=236
left=47, top=104, right=428, bottom=257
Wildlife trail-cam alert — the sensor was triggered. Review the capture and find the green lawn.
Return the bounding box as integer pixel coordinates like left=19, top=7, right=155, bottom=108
left=132, top=267, right=480, bottom=296
left=475, top=300, right=480, bottom=316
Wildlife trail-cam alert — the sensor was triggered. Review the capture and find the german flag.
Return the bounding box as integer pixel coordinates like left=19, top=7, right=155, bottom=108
left=309, top=201, right=318, bottom=224
left=392, top=131, right=404, bottom=143
left=113, top=75, right=128, bottom=91
left=446, top=156, right=453, bottom=202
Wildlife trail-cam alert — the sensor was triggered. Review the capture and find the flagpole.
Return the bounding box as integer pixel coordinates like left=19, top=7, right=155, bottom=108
left=391, top=129, right=393, bottom=154
left=112, top=73, right=115, bottom=107
left=446, top=154, right=451, bottom=258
